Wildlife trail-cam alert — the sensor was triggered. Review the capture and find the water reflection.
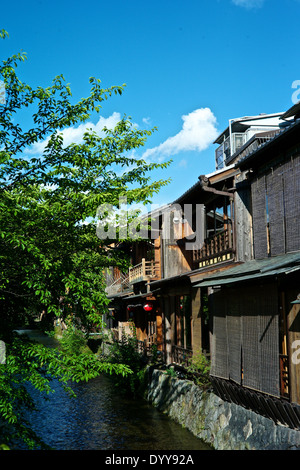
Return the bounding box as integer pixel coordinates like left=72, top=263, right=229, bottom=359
left=14, top=329, right=210, bottom=451
left=23, top=375, right=210, bottom=450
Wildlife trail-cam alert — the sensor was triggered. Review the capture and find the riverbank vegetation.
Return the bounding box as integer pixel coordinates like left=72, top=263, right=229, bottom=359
left=99, top=328, right=211, bottom=399
left=0, top=29, right=170, bottom=449
left=102, top=330, right=150, bottom=396
left=186, top=350, right=211, bottom=388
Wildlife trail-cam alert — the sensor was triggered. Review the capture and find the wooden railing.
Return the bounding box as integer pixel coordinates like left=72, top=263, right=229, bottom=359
left=193, top=228, right=234, bottom=264
left=172, top=345, right=193, bottom=368
left=232, top=130, right=282, bottom=164
left=279, top=354, right=289, bottom=399
left=137, top=334, right=158, bottom=355
left=129, top=258, right=159, bottom=284
left=211, top=375, right=300, bottom=430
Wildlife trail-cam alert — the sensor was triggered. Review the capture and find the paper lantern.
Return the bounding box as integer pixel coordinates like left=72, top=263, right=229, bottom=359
left=143, top=302, right=153, bottom=312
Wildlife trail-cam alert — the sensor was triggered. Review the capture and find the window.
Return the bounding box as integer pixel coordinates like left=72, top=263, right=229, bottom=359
left=215, top=133, right=246, bottom=169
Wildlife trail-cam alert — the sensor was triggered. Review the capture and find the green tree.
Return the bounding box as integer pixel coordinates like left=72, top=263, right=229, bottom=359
left=0, top=30, right=170, bottom=448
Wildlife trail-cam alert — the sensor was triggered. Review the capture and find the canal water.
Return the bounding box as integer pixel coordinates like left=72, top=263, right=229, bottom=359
left=14, top=330, right=211, bottom=451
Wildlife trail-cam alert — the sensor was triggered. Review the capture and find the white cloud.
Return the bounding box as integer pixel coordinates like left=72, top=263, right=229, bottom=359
left=178, top=159, right=187, bottom=168
left=28, top=112, right=122, bottom=154
left=142, top=108, right=218, bottom=162
left=142, top=117, right=151, bottom=126
left=27, top=108, right=219, bottom=168
left=232, top=0, right=265, bottom=8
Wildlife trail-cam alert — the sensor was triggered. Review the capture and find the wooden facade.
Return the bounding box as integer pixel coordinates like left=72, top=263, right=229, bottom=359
left=199, top=107, right=300, bottom=420
left=105, top=104, right=300, bottom=426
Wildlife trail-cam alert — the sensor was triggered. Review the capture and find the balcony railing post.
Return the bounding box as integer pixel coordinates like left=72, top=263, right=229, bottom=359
left=128, top=258, right=159, bottom=284
left=172, top=345, right=193, bottom=368
left=142, top=258, right=146, bottom=275
left=193, top=228, right=234, bottom=265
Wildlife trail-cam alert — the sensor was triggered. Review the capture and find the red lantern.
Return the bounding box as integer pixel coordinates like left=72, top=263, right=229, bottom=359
left=143, top=302, right=153, bottom=312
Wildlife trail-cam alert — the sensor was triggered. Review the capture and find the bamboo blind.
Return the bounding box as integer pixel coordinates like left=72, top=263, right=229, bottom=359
left=211, top=283, right=280, bottom=397
left=226, top=302, right=242, bottom=385
left=210, top=289, right=229, bottom=380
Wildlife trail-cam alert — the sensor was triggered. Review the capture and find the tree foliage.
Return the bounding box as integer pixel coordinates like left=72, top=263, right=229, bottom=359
left=0, top=333, right=133, bottom=449
left=0, top=29, right=170, bottom=448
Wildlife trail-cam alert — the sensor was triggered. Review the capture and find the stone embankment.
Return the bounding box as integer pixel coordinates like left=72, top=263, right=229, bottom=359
left=145, top=368, right=300, bottom=450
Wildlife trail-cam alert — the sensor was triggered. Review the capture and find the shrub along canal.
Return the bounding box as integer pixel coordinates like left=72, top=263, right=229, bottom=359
left=13, top=329, right=211, bottom=451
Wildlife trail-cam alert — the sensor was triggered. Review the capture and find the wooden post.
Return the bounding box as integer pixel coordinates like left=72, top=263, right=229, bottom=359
left=156, top=306, right=163, bottom=352
left=154, top=236, right=161, bottom=280
left=162, top=295, right=175, bottom=364
left=191, top=287, right=202, bottom=354
left=142, top=258, right=146, bottom=279
left=287, top=301, right=300, bottom=404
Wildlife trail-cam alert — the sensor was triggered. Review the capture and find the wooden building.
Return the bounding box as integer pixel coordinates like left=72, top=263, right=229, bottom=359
left=195, top=103, right=300, bottom=427
left=104, top=206, right=168, bottom=349
left=105, top=104, right=300, bottom=428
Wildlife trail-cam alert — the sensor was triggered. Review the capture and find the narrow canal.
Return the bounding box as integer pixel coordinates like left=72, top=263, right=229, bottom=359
left=14, top=330, right=211, bottom=451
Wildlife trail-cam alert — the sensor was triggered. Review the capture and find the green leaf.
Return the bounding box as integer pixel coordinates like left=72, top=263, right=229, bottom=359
left=0, top=34, right=170, bottom=449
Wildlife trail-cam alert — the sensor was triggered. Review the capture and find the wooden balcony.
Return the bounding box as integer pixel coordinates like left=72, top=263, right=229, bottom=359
left=193, top=228, right=234, bottom=267
left=129, top=258, right=159, bottom=284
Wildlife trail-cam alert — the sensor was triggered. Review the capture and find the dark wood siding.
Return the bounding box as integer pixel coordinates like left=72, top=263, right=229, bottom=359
left=251, top=175, right=268, bottom=259
left=251, top=154, right=300, bottom=259
left=284, top=155, right=300, bottom=253
left=266, top=166, right=285, bottom=256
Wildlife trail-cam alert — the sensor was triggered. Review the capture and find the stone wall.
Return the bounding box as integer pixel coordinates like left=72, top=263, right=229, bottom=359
left=145, top=368, right=300, bottom=450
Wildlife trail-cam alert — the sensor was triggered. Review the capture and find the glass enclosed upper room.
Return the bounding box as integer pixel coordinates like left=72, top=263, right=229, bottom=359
left=214, top=113, right=284, bottom=170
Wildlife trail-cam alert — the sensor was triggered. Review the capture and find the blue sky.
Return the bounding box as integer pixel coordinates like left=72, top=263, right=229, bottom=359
left=1, top=0, right=300, bottom=208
